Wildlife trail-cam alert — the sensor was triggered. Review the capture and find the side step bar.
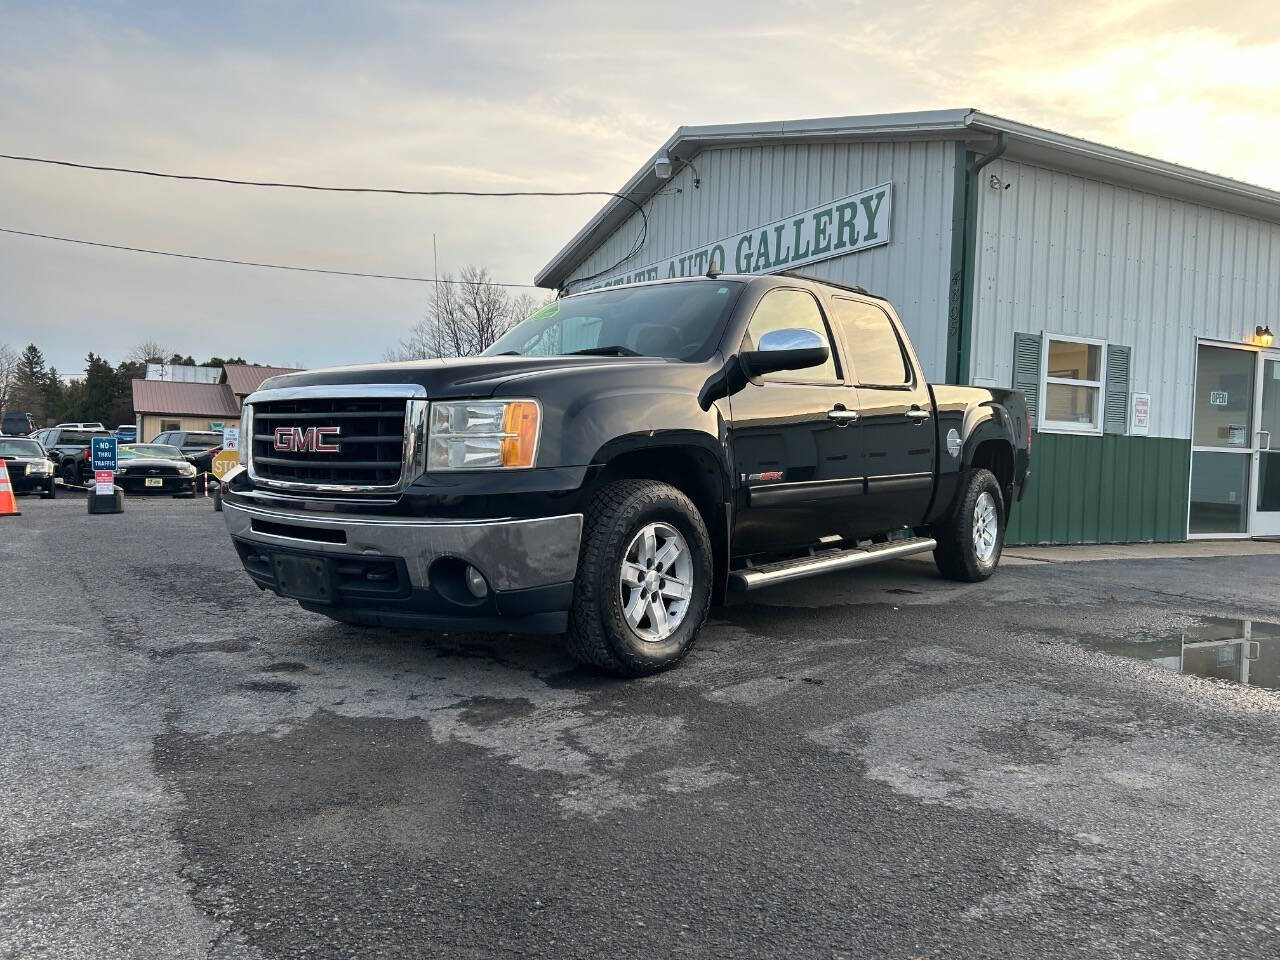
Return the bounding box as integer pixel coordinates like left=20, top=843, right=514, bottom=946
left=728, top=536, right=937, bottom=592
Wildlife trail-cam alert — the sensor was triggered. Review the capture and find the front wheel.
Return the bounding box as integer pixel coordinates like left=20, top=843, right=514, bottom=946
left=40, top=481, right=55, bottom=500
left=566, top=479, right=712, bottom=677
left=60, top=461, right=81, bottom=487
left=933, top=468, right=1004, bottom=582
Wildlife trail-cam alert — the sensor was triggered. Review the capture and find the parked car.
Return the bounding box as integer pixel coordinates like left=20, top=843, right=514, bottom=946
left=0, top=437, right=56, bottom=498
left=114, top=424, right=137, bottom=443
left=53, top=422, right=106, bottom=431
left=221, top=272, right=1030, bottom=676
left=30, top=426, right=111, bottom=486
left=113, top=444, right=198, bottom=495
left=150, top=430, right=223, bottom=472
left=1, top=411, right=37, bottom=436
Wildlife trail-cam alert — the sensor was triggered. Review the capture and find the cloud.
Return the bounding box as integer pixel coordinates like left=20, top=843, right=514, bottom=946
left=0, top=0, right=1276, bottom=373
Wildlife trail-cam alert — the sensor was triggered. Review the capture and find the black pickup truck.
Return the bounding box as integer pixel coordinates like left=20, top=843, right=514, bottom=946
left=223, top=272, right=1029, bottom=676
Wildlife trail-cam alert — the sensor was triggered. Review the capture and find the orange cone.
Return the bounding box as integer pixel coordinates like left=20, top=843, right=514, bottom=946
left=0, top=460, right=19, bottom=517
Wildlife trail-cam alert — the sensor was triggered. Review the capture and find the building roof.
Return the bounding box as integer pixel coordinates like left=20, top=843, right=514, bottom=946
left=131, top=380, right=241, bottom=418
left=535, top=108, right=1280, bottom=289
left=222, top=364, right=301, bottom=397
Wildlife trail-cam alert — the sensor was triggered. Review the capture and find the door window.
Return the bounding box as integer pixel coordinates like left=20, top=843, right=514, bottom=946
left=830, top=298, right=910, bottom=386
left=743, top=289, right=839, bottom=383
left=1190, top=344, right=1256, bottom=535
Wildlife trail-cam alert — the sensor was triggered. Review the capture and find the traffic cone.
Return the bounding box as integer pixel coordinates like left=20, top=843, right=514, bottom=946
left=0, top=460, right=20, bottom=517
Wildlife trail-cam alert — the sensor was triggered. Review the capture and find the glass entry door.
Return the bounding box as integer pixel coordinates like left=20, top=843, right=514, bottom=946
left=1252, top=352, right=1280, bottom=537
left=1190, top=344, right=1257, bottom=536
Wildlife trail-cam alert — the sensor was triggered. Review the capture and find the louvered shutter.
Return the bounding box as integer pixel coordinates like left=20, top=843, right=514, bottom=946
left=1012, top=332, right=1042, bottom=425
left=1104, top=345, right=1131, bottom=435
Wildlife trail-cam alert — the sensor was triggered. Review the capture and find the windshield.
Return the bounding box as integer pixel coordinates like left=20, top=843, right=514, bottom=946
left=484, top=281, right=744, bottom=360
left=0, top=439, right=43, bottom=458
left=120, top=445, right=184, bottom=460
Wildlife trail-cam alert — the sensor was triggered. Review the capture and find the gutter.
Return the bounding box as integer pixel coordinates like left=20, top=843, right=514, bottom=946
left=947, top=131, right=1006, bottom=385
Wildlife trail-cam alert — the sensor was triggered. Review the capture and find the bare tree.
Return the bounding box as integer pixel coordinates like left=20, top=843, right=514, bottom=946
left=129, top=339, right=172, bottom=365
left=0, top=343, right=17, bottom=412
left=387, top=265, right=547, bottom=361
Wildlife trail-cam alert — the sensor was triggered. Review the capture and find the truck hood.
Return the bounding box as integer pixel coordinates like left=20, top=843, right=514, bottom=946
left=255, top=354, right=671, bottom=399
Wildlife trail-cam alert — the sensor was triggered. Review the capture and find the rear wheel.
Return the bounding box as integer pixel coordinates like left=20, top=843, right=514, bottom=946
left=934, top=468, right=1004, bottom=582
left=60, top=461, right=80, bottom=487
left=566, top=479, right=712, bottom=677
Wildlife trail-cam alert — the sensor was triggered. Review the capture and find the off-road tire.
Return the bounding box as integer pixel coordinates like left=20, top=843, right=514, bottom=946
left=60, top=461, right=80, bottom=488
left=566, top=479, right=712, bottom=677
left=934, top=468, right=1004, bottom=582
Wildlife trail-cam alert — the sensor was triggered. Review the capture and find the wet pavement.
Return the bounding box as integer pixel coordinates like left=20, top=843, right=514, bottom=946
left=3, top=495, right=1280, bottom=959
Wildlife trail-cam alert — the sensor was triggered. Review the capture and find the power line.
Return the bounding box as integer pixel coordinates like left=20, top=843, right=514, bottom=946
left=0, top=226, right=542, bottom=287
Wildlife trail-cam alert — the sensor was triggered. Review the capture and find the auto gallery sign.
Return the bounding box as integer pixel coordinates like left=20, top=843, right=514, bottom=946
left=583, top=182, right=891, bottom=289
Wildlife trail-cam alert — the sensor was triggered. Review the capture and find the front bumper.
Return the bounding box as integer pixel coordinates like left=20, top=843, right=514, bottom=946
left=223, top=499, right=583, bottom=633
left=117, top=475, right=196, bottom=494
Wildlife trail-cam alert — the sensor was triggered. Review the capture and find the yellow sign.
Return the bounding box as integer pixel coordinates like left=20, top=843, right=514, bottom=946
left=211, top=449, right=241, bottom=480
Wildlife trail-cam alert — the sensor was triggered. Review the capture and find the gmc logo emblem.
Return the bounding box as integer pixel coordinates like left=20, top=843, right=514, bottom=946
left=273, top=426, right=340, bottom=453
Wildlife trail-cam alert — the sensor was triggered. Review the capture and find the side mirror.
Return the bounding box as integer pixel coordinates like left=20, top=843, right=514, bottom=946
left=740, top=327, right=831, bottom=379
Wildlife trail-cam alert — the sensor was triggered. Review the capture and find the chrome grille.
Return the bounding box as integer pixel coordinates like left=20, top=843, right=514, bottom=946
left=246, top=385, right=425, bottom=493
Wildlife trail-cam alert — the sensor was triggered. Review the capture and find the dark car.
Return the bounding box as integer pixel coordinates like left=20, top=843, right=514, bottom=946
left=2, top=411, right=37, bottom=436
left=150, top=430, right=223, bottom=472
left=30, top=427, right=112, bottom=486
left=222, top=272, right=1030, bottom=676
left=113, top=444, right=198, bottom=495
left=0, top=437, right=56, bottom=498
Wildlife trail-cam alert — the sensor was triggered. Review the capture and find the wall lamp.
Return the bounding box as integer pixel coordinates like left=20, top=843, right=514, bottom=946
left=1255, top=325, right=1274, bottom=348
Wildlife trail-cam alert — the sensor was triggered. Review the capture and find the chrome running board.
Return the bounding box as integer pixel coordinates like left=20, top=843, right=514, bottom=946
left=728, top=536, right=937, bottom=592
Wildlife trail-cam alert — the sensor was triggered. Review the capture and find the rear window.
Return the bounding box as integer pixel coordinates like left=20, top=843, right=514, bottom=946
left=183, top=433, right=221, bottom=446
left=57, top=431, right=102, bottom=445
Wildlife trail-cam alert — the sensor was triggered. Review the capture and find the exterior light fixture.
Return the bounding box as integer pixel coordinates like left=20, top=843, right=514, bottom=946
left=653, top=151, right=673, bottom=180
left=1256, top=325, right=1275, bottom=348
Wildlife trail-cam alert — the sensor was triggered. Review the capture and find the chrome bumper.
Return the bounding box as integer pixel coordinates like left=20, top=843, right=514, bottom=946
left=223, top=500, right=583, bottom=592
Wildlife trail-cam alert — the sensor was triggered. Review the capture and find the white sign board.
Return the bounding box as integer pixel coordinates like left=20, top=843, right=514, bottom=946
left=1131, top=393, right=1150, bottom=435
left=582, top=182, right=893, bottom=290
left=1209, top=390, right=1229, bottom=407
left=222, top=426, right=240, bottom=452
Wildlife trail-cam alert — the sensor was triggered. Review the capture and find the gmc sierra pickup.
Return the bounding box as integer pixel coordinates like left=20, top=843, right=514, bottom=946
left=222, top=272, right=1030, bottom=676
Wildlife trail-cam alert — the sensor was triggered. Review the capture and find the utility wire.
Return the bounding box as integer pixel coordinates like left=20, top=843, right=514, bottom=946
left=0, top=226, right=542, bottom=287
left=0, top=151, right=651, bottom=285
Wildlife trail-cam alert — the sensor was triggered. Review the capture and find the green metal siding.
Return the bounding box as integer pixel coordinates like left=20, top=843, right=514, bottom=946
left=1007, top=433, right=1190, bottom=545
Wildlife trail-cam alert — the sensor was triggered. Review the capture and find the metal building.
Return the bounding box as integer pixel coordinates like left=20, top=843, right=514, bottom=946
left=535, top=109, right=1280, bottom=545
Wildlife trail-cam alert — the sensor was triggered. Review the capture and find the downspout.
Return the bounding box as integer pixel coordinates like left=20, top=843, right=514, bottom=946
left=948, top=131, right=1007, bottom=385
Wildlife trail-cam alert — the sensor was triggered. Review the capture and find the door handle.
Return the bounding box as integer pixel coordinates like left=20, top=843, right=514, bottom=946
left=905, top=408, right=931, bottom=422
left=827, top=406, right=860, bottom=425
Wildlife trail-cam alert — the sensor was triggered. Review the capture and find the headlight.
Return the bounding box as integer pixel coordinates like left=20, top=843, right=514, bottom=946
left=27, top=460, right=52, bottom=475
left=179, top=463, right=197, bottom=477
left=239, top=405, right=251, bottom=467
left=427, top=400, right=540, bottom=471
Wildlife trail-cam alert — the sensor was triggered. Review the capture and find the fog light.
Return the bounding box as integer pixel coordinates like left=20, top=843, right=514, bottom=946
left=464, top=565, right=489, bottom=599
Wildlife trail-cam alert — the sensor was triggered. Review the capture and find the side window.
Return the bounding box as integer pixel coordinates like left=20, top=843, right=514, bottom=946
left=829, top=298, right=911, bottom=386
left=743, top=289, right=839, bottom=384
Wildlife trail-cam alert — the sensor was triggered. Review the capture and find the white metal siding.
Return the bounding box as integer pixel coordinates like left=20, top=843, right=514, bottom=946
left=562, top=140, right=958, bottom=381
left=971, top=157, right=1280, bottom=439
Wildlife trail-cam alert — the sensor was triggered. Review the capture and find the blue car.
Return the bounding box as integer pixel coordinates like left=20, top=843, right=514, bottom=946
left=114, top=424, right=137, bottom=443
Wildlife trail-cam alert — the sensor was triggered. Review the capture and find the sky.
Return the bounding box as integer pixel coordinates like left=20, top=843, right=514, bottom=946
left=2, top=0, right=1279, bottom=375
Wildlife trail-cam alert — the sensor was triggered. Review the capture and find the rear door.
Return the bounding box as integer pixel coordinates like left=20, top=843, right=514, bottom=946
left=728, top=287, right=865, bottom=555
left=827, top=296, right=936, bottom=532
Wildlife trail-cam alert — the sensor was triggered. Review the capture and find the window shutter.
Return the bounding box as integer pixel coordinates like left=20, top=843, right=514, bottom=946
left=1012, top=332, right=1041, bottom=424
left=1104, top=345, right=1131, bottom=435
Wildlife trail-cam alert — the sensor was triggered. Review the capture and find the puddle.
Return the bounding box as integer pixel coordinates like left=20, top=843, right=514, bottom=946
left=1076, top=617, right=1280, bottom=691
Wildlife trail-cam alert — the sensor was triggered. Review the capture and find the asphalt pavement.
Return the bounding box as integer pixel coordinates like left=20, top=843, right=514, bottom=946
left=3, top=493, right=1280, bottom=959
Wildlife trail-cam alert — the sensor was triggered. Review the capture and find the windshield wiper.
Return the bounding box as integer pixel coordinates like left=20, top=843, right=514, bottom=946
left=566, top=345, right=642, bottom=357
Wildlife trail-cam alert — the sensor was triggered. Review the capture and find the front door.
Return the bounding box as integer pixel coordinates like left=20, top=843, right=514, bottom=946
left=1250, top=351, right=1280, bottom=537
left=729, top=287, right=864, bottom=556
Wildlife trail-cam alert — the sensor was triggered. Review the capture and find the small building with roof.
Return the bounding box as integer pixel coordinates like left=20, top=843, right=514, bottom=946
left=131, top=364, right=301, bottom=441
